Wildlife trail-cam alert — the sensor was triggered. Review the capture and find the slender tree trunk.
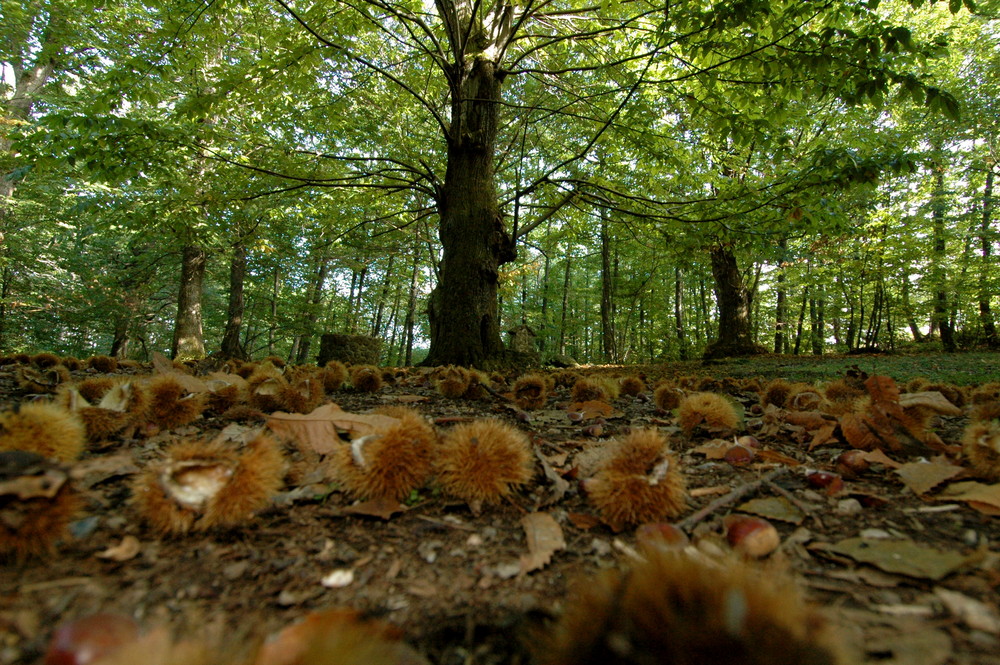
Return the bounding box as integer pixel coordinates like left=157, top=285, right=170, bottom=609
left=403, top=249, right=421, bottom=366
left=931, top=156, right=956, bottom=351
left=793, top=286, right=809, bottom=355
left=704, top=243, right=760, bottom=358
left=980, top=168, right=997, bottom=347
left=774, top=239, right=787, bottom=353
left=172, top=245, right=207, bottom=360
left=268, top=268, right=280, bottom=356
left=372, top=256, right=395, bottom=337
left=296, top=254, right=331, bottom=364
left=599, top=211, right=617, bottom=363
left=558, top=257, right=572, bottom=355
left=674, top=266, right=687, bottom=360
left=220, top=241, right=248, bottom=359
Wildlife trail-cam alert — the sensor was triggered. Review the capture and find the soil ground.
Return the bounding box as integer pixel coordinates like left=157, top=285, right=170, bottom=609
left=2, top=352, right=1000, bottom=665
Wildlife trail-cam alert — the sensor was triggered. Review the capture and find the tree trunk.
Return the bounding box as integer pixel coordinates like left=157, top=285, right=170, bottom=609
left=931, top=156, right=956, bottom=351
left=371, top=256, right=395, bottom=337
left=172, top=245, right=207, bottom=360
left=559, top=257, right=572, bottom=355
left=599, top=211, right=617, bottom=363
left=793, top=286, right=809, bottom=355
left=774, top=239, right=788, bottom=353
left=674, top=266, right=687, bottom=360
left=296, top=253, right=331, bottom=364
left=704, top=243, right=762, bottom=358
left=423, top=56, right=514, bottom=368
left=220, top=241, right=248, bottom=359
left=980, top=167, right=997, bottom=347
left=402, top=249, right=421, bottom=366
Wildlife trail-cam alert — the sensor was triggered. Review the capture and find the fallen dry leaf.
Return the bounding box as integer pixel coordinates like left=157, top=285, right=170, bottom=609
left=811, top=537, right=969, bottom=581
left=898, top=391, right=963, bottom=416
left=937, top=481, right=1000, bottom=513
left=266, top=403, right=399, bottom=454
left=519, top=512, right=566, bottom=574
left=341, top=496, right=407, bottom=520
left=934, top=587, right=1000, bottom=633
left=895, top=461, right=964, bottom=496
left=736, top=496, right=806, bottom=525
left=96, top=535, right=141, bottom=562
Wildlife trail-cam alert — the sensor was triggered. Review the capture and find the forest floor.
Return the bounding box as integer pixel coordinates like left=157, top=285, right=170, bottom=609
left=2, top=351, right=1000, bottom=665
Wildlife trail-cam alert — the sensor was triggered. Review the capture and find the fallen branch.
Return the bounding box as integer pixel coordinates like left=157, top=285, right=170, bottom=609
left=677, top=467, right=788, bottom=532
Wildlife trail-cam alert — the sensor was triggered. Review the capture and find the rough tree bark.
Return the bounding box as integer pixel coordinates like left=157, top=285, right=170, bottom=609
left=172, top=245, right=207, bottom=360
left=419, top=0, right=517, bottom=369
left=979, top=167, right=997, bottom=347
left=703, top=243, right=764, bottom=358
left=930, top=155, right=956, bottom=352
left=220, top=241, right=248, bottom=360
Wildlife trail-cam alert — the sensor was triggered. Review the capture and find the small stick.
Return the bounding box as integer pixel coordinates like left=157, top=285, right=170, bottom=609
left=766, top=480, right=823, bottom=529
left=677, top=467, right=788, bottom=532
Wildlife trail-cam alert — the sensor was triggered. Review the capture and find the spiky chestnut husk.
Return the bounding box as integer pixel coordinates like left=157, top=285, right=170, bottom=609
left=61, top=380, right=150, bottom=442
left=11, top=353, right=31, bottom=365
left=254, top=607, right=422, bottom=665
left=571, top=378, right=609, bottom=403
left=971, top=382, right=1000, bottom=405
left=433, top=419, right=533, bottom=508
left=16, top=365, right=71, bottom=394
left=76, top=376, right=116, bottom=403
left=0, top=450, right=81, bottom=560
left=785, top=384, right=826, bottom=412
left=146, top=375, right=207, bottom=430
left=620, top=375, right=645, bottom=397
left=30, top=352, right=62, bottom=369
left=61, top=356, right=83, bottom=371
left=276, top=374, right=325, bottom=414
left=247, top=364, right=287, bottom=413
left=761, top=379, right=793, bottom=408
left=971, top=401, right=1000, bottom=422
left=0, top=402, right=86, bottom=462
left=582, top=429, right=686, bottom=532
left=436, top=366, right=472, bottom=399
left=333, top=407, right=437, bottom=501
left=462, top=369, right=491, bottom=399
left=132, top=434, right=285, bottom=535
left=922, top=382, right=966, bottom=408
left=204, top=380, right=249, bottom=416
left=322, top=360, right=349, bottom=392
left=678, top=392, right=741, bottom=435
left=531, top=550, right=848, bottom=665
left=653, top=382, right=684, bottom=411
left=87, top=355, right=118, bottom=373
left=513, top=373, right=549, bottom=410
left=350, top=365, right=383, bottom=393
left=962, top=420, right=1000, bottom=482
left=263, top=355, right=286, bottom=369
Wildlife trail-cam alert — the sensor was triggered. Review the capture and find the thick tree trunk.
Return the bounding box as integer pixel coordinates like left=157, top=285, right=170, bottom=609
left=980, top=168, right=997, bottom=347
left=172, top=245, right=207, bottom=360
left=703, top=244, right=763, bottom=358
left=220, top=242, right=248, bottom=360
left=423, top=58, right=514, bottom=369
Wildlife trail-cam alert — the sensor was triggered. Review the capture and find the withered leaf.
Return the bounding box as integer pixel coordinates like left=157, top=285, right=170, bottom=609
left=812, top=537, right=968, bottom=581
left=519, top=512, right=566, bottom=574
left=267, top=403, right=399, bottom=455
left=341, top=496, right=406, bottom=520
left=895, top=461, right=963, bottom=496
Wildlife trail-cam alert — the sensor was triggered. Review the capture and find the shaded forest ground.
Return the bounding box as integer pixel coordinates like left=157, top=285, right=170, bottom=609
left=2, top=350, right=999, bottom=665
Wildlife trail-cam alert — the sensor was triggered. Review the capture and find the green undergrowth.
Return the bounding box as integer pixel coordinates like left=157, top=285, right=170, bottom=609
left=590, top=351, right=1000, bottom=387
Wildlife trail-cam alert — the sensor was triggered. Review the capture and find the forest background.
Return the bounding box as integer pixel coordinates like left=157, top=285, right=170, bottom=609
left=0, top=0, right=997, bottom=370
